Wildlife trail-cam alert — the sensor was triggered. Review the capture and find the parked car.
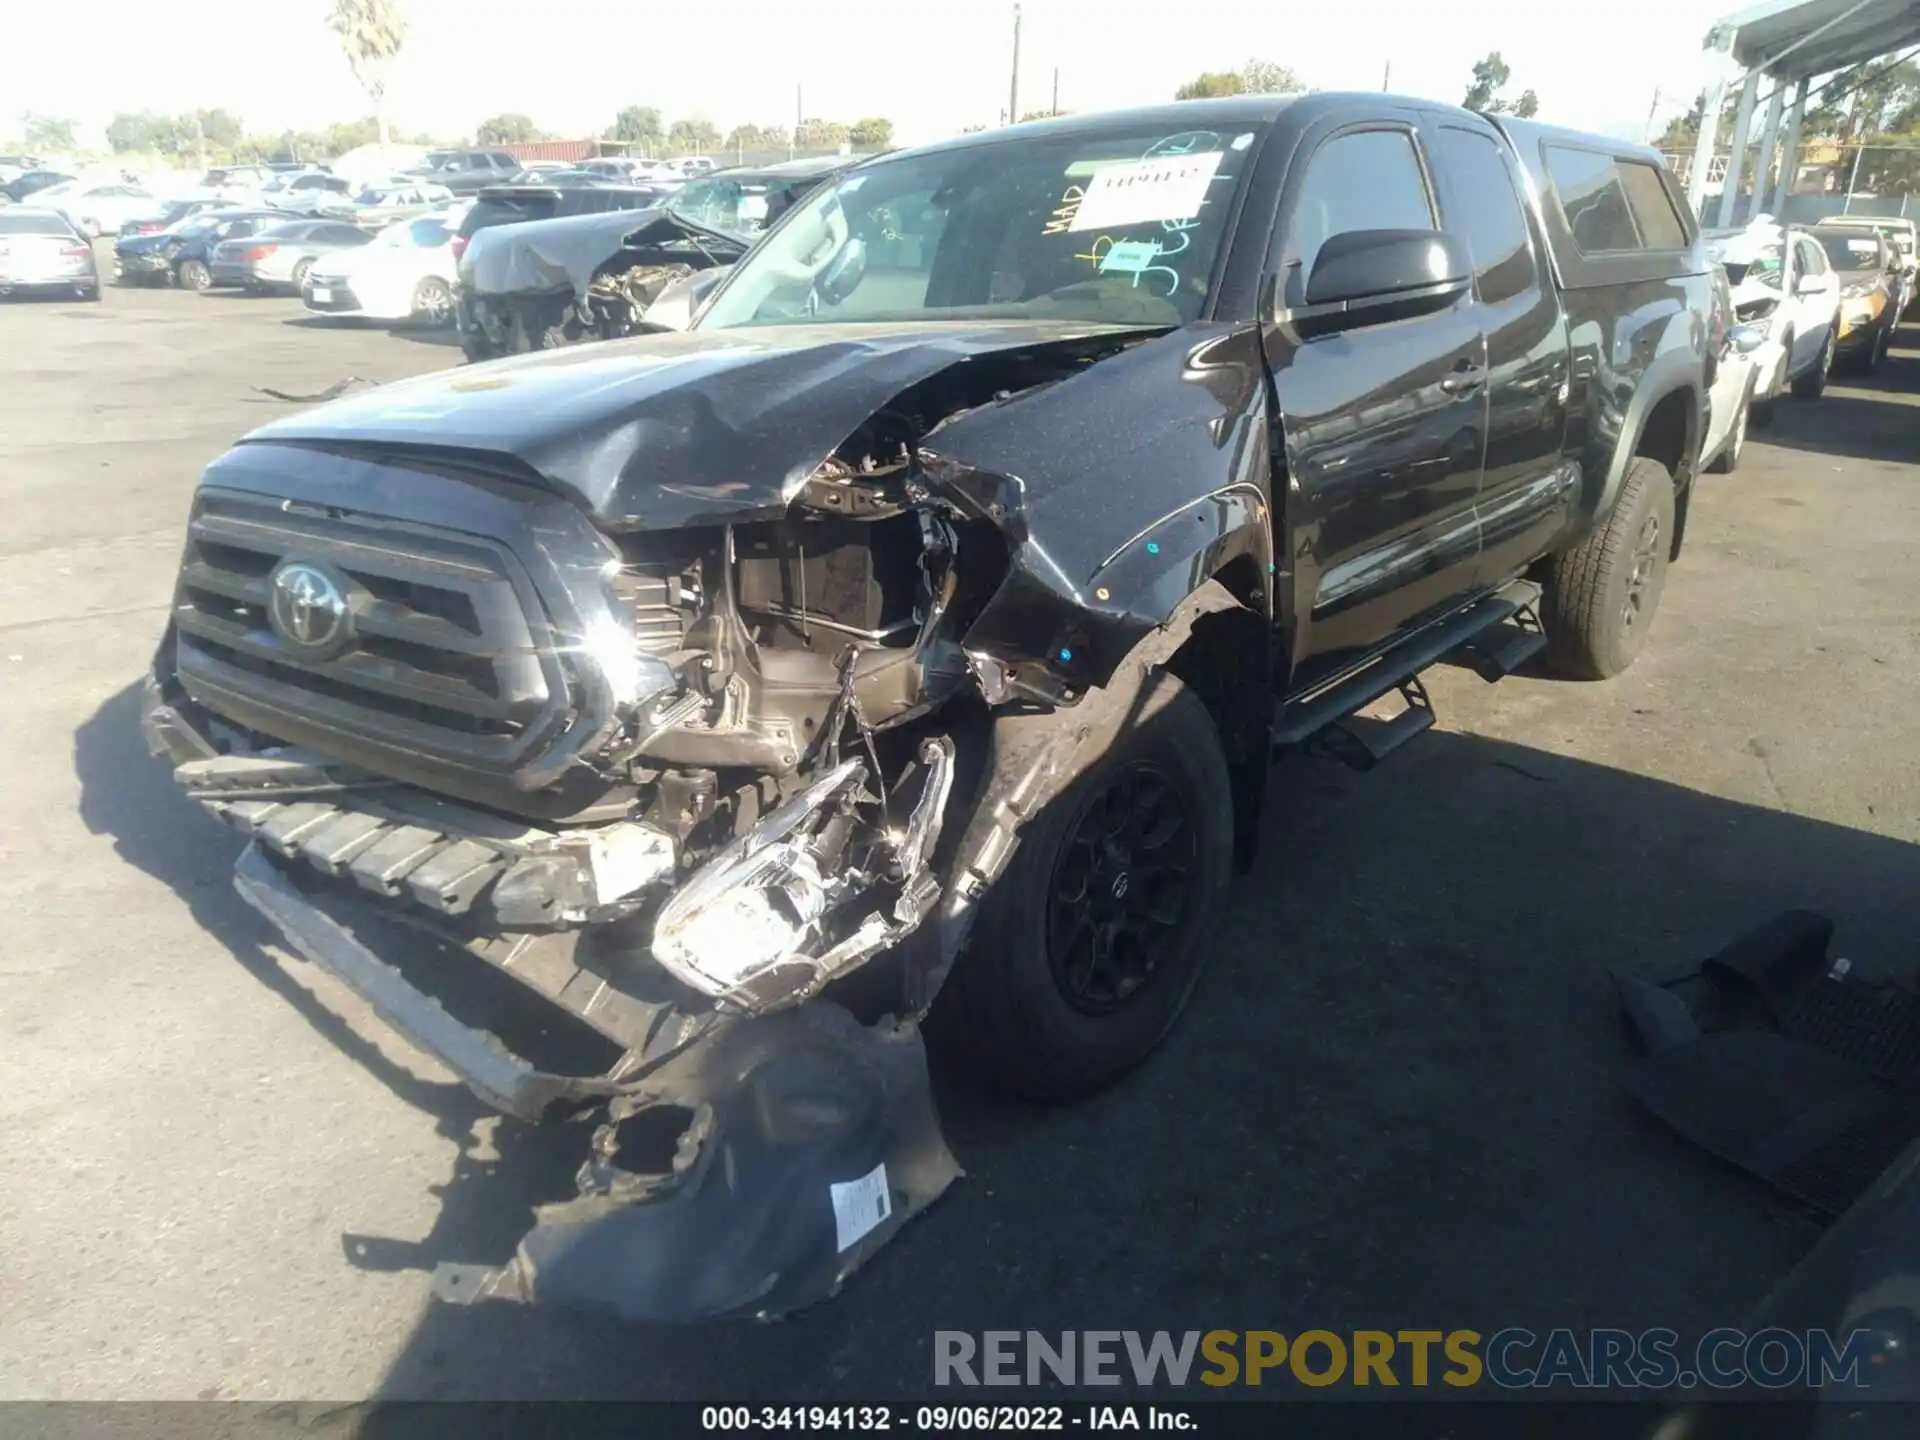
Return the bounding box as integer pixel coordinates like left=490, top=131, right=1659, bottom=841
left=143, top=97, right=1716, bottom=1323
left=263, top=171, right=354, bottom=215
left=208, top=218, right=373, bottom=292
left=300, top=210, right=465, bottom=325
left=1815, top=213, right=1917, bottom=314
left=670, top=155, right=717, bottom=175
left=1809, top=224, right=1904, bottom=372
left=199, top=165, right=278, bottom=200
left=1705, top=217, right=1841, bottom=421
left=0, top=154, right=44, bottom=185
left=410, top=150, right=526, bottom=196
left=448, top=181, right=665, bottom=265
left=665, top=156, right=859, bottom=238
left=38, top=179, right=161, bottom=237
left=318, top=180, right=457, bottom=229
left=118, top=198, right=236, bottom=239
left=116, top=208, right=292, bottom=290
left=454, top=201, right=745, bottom=360
left=2, top=169, right=75, bottom=204
left=1699, top=263, right=1767, bottom=474
left=0, top=208, right=100, bottom=299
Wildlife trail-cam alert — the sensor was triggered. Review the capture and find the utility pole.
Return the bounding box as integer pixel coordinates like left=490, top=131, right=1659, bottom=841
left=1008, top=3, right=1022, bottom=126
left=1053, top=67, right=1060, bottom=116
left=1382, top=61, right=1391, bottom=92
left=793, top=84, right=801, bottom=159
left=1645, top=86, right=1662, bottom=143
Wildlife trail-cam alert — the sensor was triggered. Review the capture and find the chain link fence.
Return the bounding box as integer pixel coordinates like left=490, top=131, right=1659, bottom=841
left=1662, top=142, right=1920, bottom=222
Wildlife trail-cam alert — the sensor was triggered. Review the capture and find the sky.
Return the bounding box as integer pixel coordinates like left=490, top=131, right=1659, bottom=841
left=8, top=0, right=1747, bottom=152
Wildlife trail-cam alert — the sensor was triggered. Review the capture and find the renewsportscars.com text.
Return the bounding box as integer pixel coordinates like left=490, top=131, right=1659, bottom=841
left=934, top=1328, right=1879, bottom=1390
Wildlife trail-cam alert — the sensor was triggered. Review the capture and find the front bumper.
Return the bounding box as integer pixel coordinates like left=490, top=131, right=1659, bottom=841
left=302, top=279, right=369, bottom=318
left=210, top=262, right=292, bottom=289
left=117, top=251, right=174, bottom=281
left=141, top=672, right=963, bottom=1321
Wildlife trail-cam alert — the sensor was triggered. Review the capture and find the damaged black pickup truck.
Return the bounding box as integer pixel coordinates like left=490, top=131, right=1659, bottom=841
left=143, top=96, right=1714, bottom=1322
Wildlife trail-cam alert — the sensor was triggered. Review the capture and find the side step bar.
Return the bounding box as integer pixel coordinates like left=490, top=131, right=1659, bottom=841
left=1275, top=580, right=1543, bottom=771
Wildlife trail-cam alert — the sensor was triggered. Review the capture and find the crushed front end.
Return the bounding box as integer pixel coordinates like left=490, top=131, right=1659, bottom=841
left=140, top=438, right=985, bottom=1320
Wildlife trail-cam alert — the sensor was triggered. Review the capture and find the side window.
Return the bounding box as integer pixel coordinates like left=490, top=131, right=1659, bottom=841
left=490, top=153, right=517, bottom=169
left=1542, top=146, right=1640, bottom=254
left=317, top=224, right=364, bottom=244
left=1797, top=236, right=1828, bottom=277
left=1617, top=161, right=1688, bottom=249
left=1284, top=128, right=1435, bottom=304
left=1430, top=127, right=1538, bottom=305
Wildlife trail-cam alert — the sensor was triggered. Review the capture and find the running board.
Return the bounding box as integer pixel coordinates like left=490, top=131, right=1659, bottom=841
left=1275, top=581, right=1542, bottom=768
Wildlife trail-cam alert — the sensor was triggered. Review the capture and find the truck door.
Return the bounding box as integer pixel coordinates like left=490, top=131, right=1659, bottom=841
left=1422, top=119, right=1573, bottom=589
left=1264, top=119, right=1488, bottom=685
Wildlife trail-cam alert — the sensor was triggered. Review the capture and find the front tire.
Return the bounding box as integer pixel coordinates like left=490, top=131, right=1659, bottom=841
left=1542, top=456, right=1676, bottom=680
left=931, top=673, right=1233, bottom=1099
left=175, top=258, right=210, bottom=292
left=290, top=259, right=313, bottom=291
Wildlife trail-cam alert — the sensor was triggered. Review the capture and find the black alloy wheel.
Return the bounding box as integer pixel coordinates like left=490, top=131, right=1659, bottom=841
left=1046, top=761, right=1198, bottom=1016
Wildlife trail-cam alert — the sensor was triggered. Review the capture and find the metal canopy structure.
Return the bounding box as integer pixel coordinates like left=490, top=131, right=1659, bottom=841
left=1689, top=0, right=1920, bottom=225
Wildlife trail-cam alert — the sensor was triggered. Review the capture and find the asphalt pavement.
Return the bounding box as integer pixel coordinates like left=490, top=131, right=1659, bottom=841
left=3, top=283, right=1919, bottom=1407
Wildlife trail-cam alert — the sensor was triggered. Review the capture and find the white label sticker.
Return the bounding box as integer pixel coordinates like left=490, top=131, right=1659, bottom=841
left=1069, top=151, right=1224, bottom=233
left=1099, top=239, right=1162, bottom=274
left=829, top=1162, right=893, bottom=1252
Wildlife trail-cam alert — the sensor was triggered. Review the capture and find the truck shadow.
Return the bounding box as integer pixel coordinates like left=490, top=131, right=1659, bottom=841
left=70, top=680, right=1920, bottom=1406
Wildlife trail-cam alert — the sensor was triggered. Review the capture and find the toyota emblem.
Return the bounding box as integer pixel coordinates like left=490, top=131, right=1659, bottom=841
left=268, top=561, right=351, bottom=654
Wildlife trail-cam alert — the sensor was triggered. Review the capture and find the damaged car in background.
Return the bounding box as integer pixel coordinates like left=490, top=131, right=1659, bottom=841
left=144, top=95, right=1712, bottom=1322
left=455, top=156, right=860, bottom=360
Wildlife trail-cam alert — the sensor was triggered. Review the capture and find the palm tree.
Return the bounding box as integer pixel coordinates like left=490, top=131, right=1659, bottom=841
left=328, top=0, right=407, bottom=158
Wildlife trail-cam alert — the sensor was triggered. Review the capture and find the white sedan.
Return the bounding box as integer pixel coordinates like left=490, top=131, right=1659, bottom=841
left=39, top=179, right=163, bottom=238
left=300, top=208, right=466, bottom=325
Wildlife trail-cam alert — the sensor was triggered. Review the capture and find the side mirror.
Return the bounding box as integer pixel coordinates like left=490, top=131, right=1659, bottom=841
left=1296, top=229, right=1472, bottom=329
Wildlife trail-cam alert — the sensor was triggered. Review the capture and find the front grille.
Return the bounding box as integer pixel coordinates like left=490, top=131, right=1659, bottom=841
left=173, top=491, right=571, bottom=774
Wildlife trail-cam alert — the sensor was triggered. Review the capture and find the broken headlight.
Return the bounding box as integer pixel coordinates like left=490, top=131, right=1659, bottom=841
left=651, top=760, right=869, bottom=1004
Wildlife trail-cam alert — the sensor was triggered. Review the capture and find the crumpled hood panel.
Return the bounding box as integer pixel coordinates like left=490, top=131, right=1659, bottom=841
left=239, top=319, right=1155, bottom=530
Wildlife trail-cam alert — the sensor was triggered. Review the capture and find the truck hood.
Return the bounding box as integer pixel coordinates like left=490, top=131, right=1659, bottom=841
left=239, top=319, right=1164, bottom=530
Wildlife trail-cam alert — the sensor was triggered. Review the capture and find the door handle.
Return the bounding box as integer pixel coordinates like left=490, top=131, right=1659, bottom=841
left=1440, top=364, right=1486, bottom=395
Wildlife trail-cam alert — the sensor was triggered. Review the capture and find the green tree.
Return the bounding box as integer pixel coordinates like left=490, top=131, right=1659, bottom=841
left=1463, top=52, right=1512, bottom=112
left=723, top=123, right=788, bottom=154
left=328, top=0, right=407, bottom=152
left=1174, top=70, right=1245, bottom=100
left=22, top=113, right=78, bottom=152
left=197, top=109, right=245, bottom=148
left=1240, top=58, right=1308, bottom=95
left=106, top=111, right=166, bottom=153
left=475, top=113, right=543, bottom=145
left=608, top=105, right=664, bottom=152
left=666, top=115, right=722, bottom=152
left=1657, top=88, right=1740, bottom=151
left=848, top=116, right=894, bottom=149
left=792, top=117, right=849, bottom=149
left=1513, top=89, right=1540, bottom=119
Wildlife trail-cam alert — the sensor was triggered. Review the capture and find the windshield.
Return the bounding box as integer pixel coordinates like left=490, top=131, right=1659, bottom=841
left=696, top=122, right=1264, bottom=331
left=1819, top=234, right=1883, bottom=272
left=1722, top=242, right=1784, bottom=291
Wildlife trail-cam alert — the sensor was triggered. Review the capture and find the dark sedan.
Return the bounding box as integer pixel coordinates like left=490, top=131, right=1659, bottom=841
left=0, top=208, right=99, bottom=300
left=2, top=169, right=75, bottom=204
left=115, top=208, right=285, bottom=290
left=1813, top=225, right=1905, bottom=373
left=207, top=218, right=373, bottom=293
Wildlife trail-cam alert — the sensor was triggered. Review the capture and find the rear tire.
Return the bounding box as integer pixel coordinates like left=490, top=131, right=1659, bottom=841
left=1542, top=456, right=1676, bottom=680
left=930, top=673, right=1233, bottom=1099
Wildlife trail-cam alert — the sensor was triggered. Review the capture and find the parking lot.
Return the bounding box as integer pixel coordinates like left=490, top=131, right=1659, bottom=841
left=3, top=274, right=1919, bottom=1405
